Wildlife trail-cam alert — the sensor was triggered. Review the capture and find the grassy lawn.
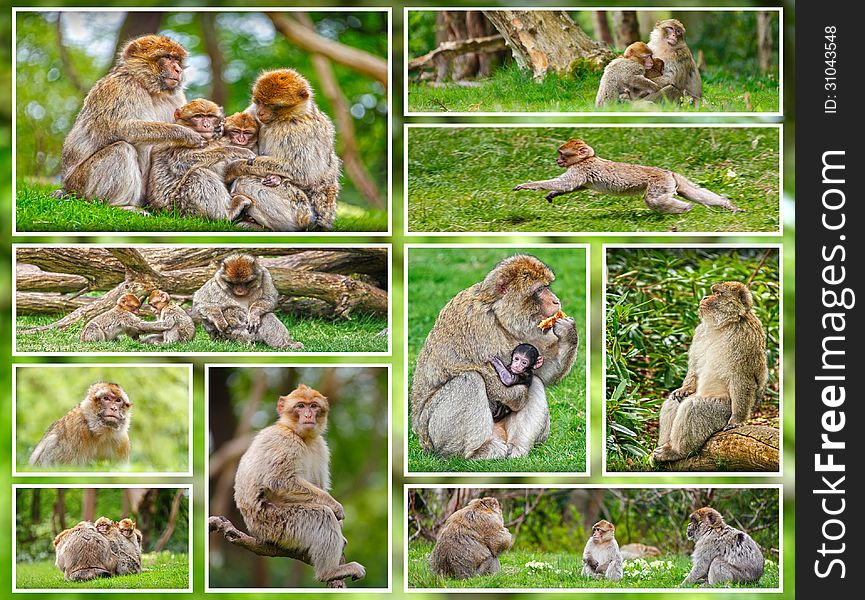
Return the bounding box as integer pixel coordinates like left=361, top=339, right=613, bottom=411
left=16, top=552, right=189, bottom=590
left=407, top=65, right=780, bottom=113
left=407, top=247, right=587, bottom=473
left=15, top=313, right=388, bottom=353
left=408, top=543, right=780, bottom=589
left=408, top=126, right=780, bottom=234
left=15, top=181, right=388, bottom=233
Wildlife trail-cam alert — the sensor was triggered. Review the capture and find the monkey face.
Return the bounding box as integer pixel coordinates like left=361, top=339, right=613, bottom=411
left=699, top=282, right=751, bottom=323
left=227, top=127, right=257, bottom=148
left=510, top=351, right=531, bottom=374
left=147, top=290, right=170, bottom=309
left=118, top=519, right=136, bottom=538
left=95, top=388, right=131, bottom=428
left=687, top=508, right=724, bottom=540
left=95, top=517, right=114, bottom=535
left=658, top=20, right=686, bottom=46
left=533, top=285, right=562, bottom=319
left=591, top=520, right=615, bottom=542
left=218, top=255, right=262, bottom=298
left=277, top=384, right=329, bottom=437
left=556, top=140, right=595, bottom=167
left=118, top=294, right=142, bottom=313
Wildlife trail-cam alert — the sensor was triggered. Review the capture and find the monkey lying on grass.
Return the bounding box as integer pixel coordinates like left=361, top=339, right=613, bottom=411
left=54, top=516, right=143, bottom=581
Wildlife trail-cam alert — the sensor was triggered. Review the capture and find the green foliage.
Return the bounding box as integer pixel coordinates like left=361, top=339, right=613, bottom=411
left=16, top=365, right=189, bottom=473
left=406, top=247, right=587, bottom=473
left=408, top=126, right=780, bottom=234
left=15, top=552, right=189, bottom=590
left=15, top=313, right=388, bottom=354
left=605, top=248, right=781, bottom=471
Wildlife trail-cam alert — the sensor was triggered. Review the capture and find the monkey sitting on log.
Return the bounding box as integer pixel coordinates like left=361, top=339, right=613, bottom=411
left=682, top=507, right=764, bottom=586
left=429, top=497, right=513, bottom=579
left=79, top=294, right=172, bottom=342
left=513, top=139, right=741, bottom=214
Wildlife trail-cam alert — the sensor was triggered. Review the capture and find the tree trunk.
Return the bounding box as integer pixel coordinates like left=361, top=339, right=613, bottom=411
left=153, top=489, right=185, bottom=552
left=483, top=10, right=615, bottom=79
left=199, top=13, right=228, bottom=107
left=82, top=489, right=97, bottom=522
left=54, top=489, right=66, bottom=534
left=592, top=11, right=613, bottom=46
left=663, top=426, right=780, bottom=472
left=613, top=11, right=641, bottom=48
left=757, top=11, right=773, bottom=74
left=466, top=11, right=504, bottom=77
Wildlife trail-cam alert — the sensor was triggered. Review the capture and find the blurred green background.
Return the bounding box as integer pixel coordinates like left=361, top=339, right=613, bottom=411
left=15, top=365, right=190, bottom=473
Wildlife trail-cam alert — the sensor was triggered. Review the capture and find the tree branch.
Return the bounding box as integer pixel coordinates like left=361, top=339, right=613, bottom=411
left=409, top=35, right=506, bottom=72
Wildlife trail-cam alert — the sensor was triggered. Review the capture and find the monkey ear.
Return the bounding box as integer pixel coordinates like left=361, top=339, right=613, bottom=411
left=705, top=510, right=719, bottom=525
left=735, top=285, right=753, bottom=310
left=277, top=395, right=287, bottom=414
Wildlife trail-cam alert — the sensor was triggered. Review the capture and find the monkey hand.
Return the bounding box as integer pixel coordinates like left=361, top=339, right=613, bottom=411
left=669, top=387, right=693, bottom=402
left=330, top=501, right=345, bottom=521
left=247, top=312, right=261, bottom=332
left=552, top=316, right=578, bottom=343
left=177, top=126, right=208, bottom=148
left=722, top=421, right=742, bottom=431
left=262, top=174, right=282, bottom=187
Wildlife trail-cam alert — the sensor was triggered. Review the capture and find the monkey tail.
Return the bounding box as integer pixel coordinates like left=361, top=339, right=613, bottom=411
left=672, top=173, right=742, bottom=212
left=69, top=567, right=112, bottom=581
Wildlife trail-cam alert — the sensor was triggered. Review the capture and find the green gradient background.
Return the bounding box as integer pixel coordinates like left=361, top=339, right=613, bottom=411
left=2, top=1, right=795, bottom=599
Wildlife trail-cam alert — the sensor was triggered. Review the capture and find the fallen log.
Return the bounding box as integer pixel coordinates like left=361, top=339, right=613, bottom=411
left=662, top=425, right=780, bottom=472
left=409, top=34, right=507, bottom=71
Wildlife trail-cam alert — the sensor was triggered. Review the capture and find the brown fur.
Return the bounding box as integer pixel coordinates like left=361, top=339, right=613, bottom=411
left=96, top=516, right=142, bottom=575
left=234, top=384, right=365, bottom=583
left=79, top=294, right=172, bottom=342
left=429, top=497, right=513, bottom=579
left=582, top=520, right=623, bottom=581
left=191, top=254, right=302, bottom=349
left=140, top=289, right=195, bottom=344
left=595, top=42, right=664, bottom=106
left=648, top=19, right=702, bottom=102
left=54, top=521, right=117, bottom=581
left=410, top=254, right=579, bottom=459
left=683, top=508, right=764, bottom=585
left=61, top=35, right=204, bottom=207
left=620, top=542, right=662, bottom=559
left=225, top=69, right=340, bottom=231
left=29, top=382, right=131, bottom=467
left=223, top=112, right=259, bottom=150
left=653, top=282, right=768, bottom=463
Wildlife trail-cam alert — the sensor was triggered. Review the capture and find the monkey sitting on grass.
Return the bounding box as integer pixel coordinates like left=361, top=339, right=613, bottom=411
left=485, top=343, right=544, bottom=422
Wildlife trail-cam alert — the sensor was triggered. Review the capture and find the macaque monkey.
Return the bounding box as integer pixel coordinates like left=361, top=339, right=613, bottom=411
left=225, top=69, right=340, bottom=231
left=429, top=497, right=513, bottom=579
left=648, top=19, right=702, bottom=104
left=513, top=139, right=741, bottom=214
left=142, top=289, right=195, bottom=344
left=582, top=520, right=624, bottom=581
left=54, top=521, right=117, bottom=581
left=29, top=382, right=131, bottom=467
left=619, top=47, right=684, bottom=104
left=95, top=517, right=142, bottom=575
left=653, top=282, right=768, bottom=463
left=60, top=35, right=205, bottom=207
left=682, top=507, right=764, bottom=586
left=485, top=343, right=544, bottom=422
left=79, top=293, right=172, bottom=342
left=191, top=254, right=303, bottom=349
left=118, top=517, right=143, bottom=548
left=620, top=542, right=662, bottom=560
left=148, top=99, right=256, bottom=220
left=234, top=384, right=366, bottom=584
left=596, top=42, right=667, bottom=107
left=222, top=112, right=259, bottom=152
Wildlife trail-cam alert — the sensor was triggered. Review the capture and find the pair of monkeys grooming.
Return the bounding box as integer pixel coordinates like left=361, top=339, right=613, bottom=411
left=486, top=343, right=543, bottom=422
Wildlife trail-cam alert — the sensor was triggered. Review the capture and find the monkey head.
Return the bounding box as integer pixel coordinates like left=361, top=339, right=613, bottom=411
left=557, top=139, right=596, bottom=168
left=687, top=507, right=726, bottom=541
left=117, top=293, right=142, bottom=314
left=480, top=255, right=561, bottom=328
left=652, top=19, right=686, bottom=47
left=651, top=57, right=665, bottom=76
left=215, top=254, right=263, bottom=299
left=94, top=517, right=115, bottom=536
left=117, top=518, right=136, bottom=539
left=591, top=519, right=616, bottom=542
left=511, top=343, right=540, bottom=374
left=174, top=99, right=225, bottom=141
left=121, top=34, right=187, bottom=93
left=465, top=497, right=503, bottom=518
left=698, top=281, right=754, bottom=327
left=84, top=382, right=131, bottom=431
left=623, top=42, right=655, bottom=70
left=224, top=113, right=259, bottom=148
left=277, top=384, right=330, bottom=440
left=147, top=289, right=171, bottom=311
left=252, top=69, right=313, bottom=124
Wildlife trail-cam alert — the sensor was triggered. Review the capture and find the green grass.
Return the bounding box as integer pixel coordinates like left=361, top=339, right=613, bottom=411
left=15, top=313, right=388, bottom=353
left=16, top=552, right=189, bottom=590
left=407, top=65, right=780, bottom=113
left=407, top=247, right=587, bottom=473
left=15, top=181, right=388, bottom=233
left=408, top=543, right=780, bottom=589
left=408, top=126, right=780, bottom=234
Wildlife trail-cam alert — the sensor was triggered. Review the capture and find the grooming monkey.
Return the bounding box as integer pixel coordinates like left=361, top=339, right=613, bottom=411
left=682, top=507, right=764, bottom=586
left=191, top=254, right=303, bottom=349
left=54, top=521, right=117, bottom=581
left=648, top=19, right=702, bottom=104
left=653, top=282, right=768, bottom=463
left=582, top=520, right=624, bottom=581
left=226, top=68, right=340, bottom=231
left=513, top=139, right=741, bottom=214
left=29, top=382, right=131, bottom=467
left=595, top=42, right=675, bottom=107
left=141, top=289, right=195, bottom=344
left=234, top=384, right=366, bottom=584
left=79, top=293, right=172, bottom=342
left=147, top=99, right=257, bottom=220
left=60, top=35, right=204, bottom=207
left=429, top=497, right=513, bottom=579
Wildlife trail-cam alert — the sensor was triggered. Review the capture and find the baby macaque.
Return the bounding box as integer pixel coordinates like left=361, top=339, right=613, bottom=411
left=582, top=519, right=624, bottom=581
left=79, top=294, right=171, bottom=342
left=141, top=289, right=195, bottom=344
left=221, top=112, right=282, bottom=190
left=486, top=343, right=544, bottom=422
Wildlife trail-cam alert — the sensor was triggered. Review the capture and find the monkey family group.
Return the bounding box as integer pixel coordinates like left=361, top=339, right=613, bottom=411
left=10, top=6, right=784, bottom=594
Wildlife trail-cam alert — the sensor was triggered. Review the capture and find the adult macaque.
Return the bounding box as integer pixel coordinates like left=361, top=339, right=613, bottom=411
left=54, top=521, right=117, bottom=581
left=142, top=289, right=195, bottom=344
left=648, top=19, right=702, bottom=103
left=29, top=382, right=131, bottom=467
left=429, top=497, right=513, bottom=579
left=60, top=35, right=204, bottom=207
left=513, top=139, right=741, bottom=214
left=595, top=42, right=665, bottom=107
left=411, top=255, right=579, bottom=459
left=147, top=99, right=256, bottom=220
left=682, top=507, right=764, bottom=586
left=234, top=384, right=366, bottom=584
left=79, top=293, right=172, bottom=342
left=653, top=282, right=768, bottom=463
left=225, top=68, right=340, bottom=231
left=582, top=520, right=624, bottom=581
left=191, top=254, right=303, bottom=349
